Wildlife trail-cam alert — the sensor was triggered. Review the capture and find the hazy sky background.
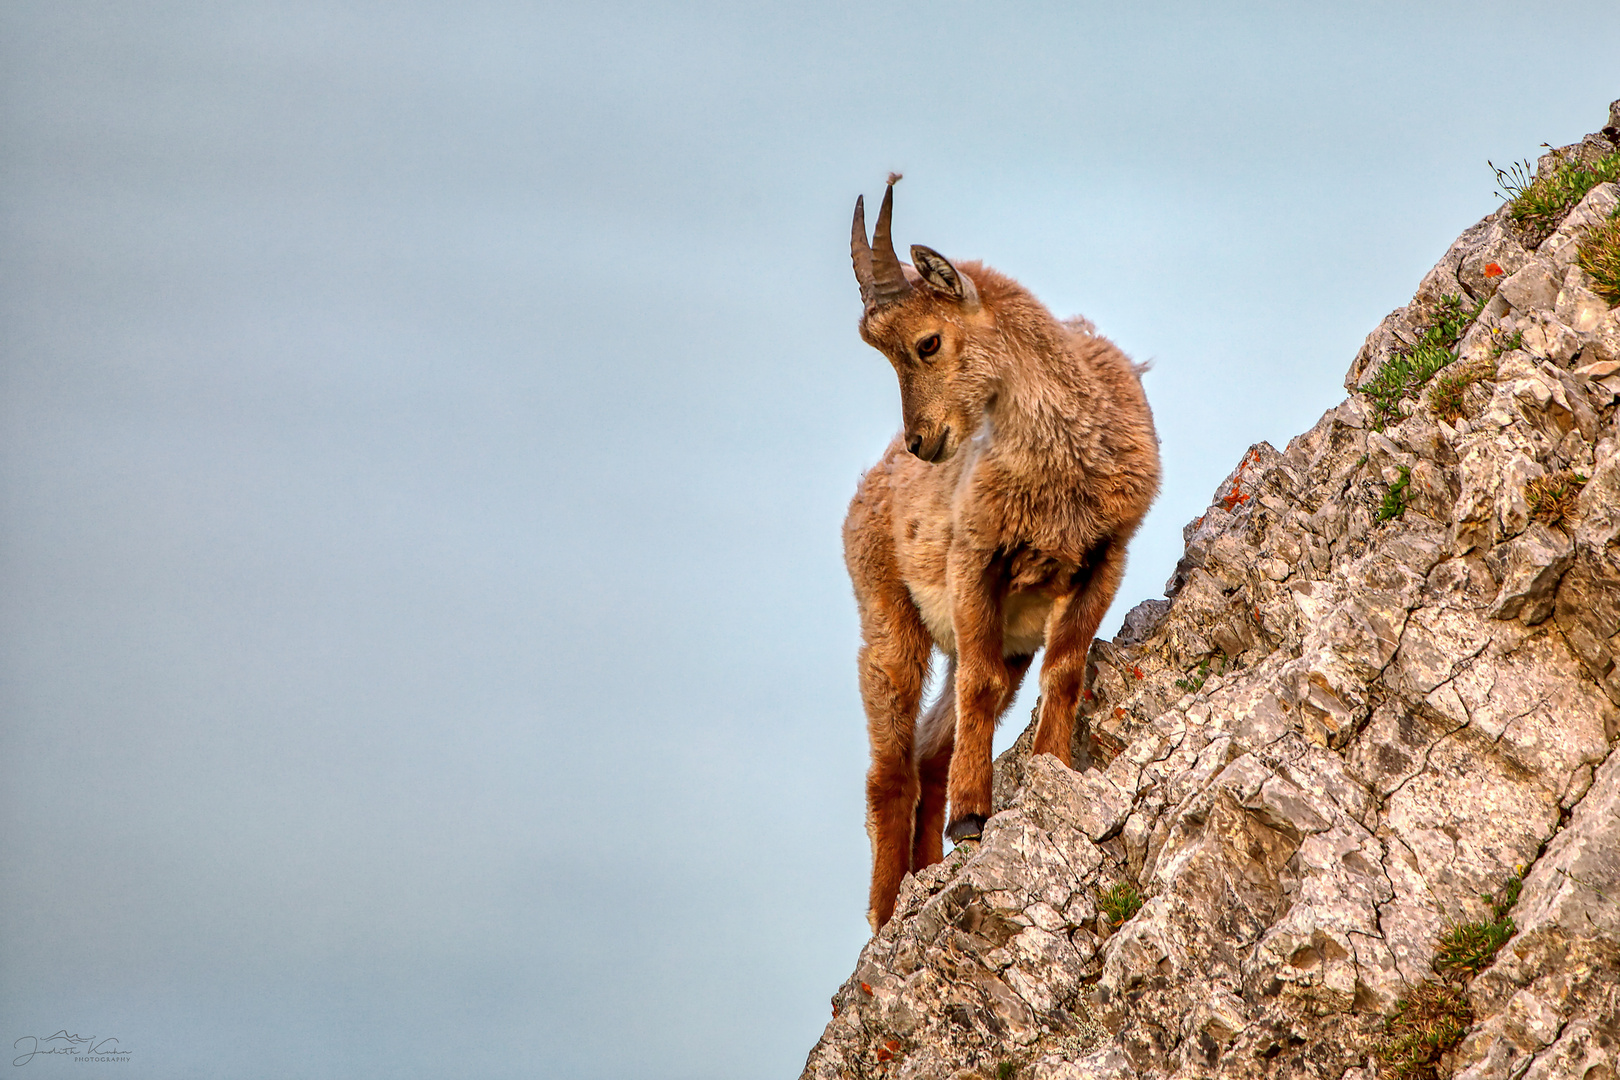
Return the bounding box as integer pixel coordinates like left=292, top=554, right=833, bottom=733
left=2, top=3, right=1616, bottom=1077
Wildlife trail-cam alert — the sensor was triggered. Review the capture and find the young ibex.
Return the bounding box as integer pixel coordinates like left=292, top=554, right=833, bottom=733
left=845, top=177, right=1160, bottom=930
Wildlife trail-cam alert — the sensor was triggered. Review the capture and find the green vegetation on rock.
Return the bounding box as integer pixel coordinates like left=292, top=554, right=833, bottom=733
left=1493, top=148, right=1620, bottom=245
left=1363, top=294, right=1480, bottom=430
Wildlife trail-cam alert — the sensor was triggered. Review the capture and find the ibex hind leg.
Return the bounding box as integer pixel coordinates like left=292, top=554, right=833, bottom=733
left=847, top=518, right=934, bottom=932
left=910, top=661, right=955, bottom=872
left=856, top=605, right=930, bottom=931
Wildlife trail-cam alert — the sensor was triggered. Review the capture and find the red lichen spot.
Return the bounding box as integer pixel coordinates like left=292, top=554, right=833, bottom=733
left=861, top=982, right=873, bottom=995
left=1219, top=449, right=1263, bottom=512
left=1484, top=261, right=1504, bottom=278
left=885, top=1039, right=902, bottom=1052
left=1113, top=707, right=1126, bottom=719
left=1130, top=665, right=1145, bottom=680
left=832, top=1004, right=839, bottom=1017
left=1084, top=689, right=1095, bottom=702
left=1221, top=464, right=1248, bottom=508
left=877, top=1048, right=894, bottom=1062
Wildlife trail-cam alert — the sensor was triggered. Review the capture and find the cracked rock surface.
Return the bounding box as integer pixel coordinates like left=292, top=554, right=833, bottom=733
left=803, top=102, right=1620, bottom=1080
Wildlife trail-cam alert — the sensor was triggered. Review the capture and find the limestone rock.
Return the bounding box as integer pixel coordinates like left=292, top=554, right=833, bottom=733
left=1486, top=523, right=1574, bottom=624
left=1497, top=259, right=1559, bottom=314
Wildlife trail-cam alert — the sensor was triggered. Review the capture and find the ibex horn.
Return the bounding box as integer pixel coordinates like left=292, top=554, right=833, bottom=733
left=851, top=173, right=913, bottom=311
left=851, top=195, right=876, bottom=308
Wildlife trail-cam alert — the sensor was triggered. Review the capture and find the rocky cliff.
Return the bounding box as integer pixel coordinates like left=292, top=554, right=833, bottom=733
left=803, top=101, right=1620, bottom=1080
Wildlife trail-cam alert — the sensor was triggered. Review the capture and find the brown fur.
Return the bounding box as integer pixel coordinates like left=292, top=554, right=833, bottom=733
left=844, top=249, right=1160, bottom=931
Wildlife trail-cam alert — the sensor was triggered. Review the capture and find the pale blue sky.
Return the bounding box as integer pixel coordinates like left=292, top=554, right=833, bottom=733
left=2, top=3, right=1616, bottom=1077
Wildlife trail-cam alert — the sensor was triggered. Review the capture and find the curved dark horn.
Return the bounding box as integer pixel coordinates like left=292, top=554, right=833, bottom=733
left=869, top=175, right=912, bottom=308
left=851, top=195, right=875, bottom=308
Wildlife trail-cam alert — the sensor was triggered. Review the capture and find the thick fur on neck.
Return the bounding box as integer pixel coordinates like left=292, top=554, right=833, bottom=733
left=948, top=259, right=1159, bottom=561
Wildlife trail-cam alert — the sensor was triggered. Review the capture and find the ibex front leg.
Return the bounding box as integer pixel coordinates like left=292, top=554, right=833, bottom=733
left=945, top=551, right=1010, bottom=842
left=1033, top=540, right=1123, bottom=762
left=914, top=652, right=1031, bottom=866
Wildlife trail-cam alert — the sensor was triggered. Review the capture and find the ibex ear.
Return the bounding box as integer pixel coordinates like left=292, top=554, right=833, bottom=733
left=910, top=245, right=979, bottom=311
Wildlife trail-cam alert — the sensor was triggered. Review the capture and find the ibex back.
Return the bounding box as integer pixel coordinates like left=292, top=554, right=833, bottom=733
left=844, top=177, right=1160, bottom=930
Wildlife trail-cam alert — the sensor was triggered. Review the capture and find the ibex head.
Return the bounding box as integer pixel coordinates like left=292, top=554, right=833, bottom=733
left=851, top=176, right=992, bottom=464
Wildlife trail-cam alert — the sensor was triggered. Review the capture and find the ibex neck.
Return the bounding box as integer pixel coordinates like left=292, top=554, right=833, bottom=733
left=982, top=327, right=1095, bottom=470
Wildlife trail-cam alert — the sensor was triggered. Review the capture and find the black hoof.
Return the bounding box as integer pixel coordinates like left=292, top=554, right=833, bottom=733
left=947, top=814, right=987, bottom=844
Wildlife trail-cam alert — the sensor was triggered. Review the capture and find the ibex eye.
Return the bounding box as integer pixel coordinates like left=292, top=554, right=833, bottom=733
left=917, top=334, right=942, bottom=358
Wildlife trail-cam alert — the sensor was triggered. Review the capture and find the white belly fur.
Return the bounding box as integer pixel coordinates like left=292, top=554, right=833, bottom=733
left=908, top=583, right=1052, bottom=658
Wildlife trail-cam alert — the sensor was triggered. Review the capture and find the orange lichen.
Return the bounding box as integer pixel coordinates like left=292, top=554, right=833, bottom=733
left=1220, top=449, right=1261, bottom=511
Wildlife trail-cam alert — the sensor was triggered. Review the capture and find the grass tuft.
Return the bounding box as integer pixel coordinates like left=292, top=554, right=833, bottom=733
left=1493, top=148, right=1620, bottom=247
left=1434, top=874, right=1522, bottom=977
left=1433, top=920, right=1515, bottom=978
left=1526, top=471, right=1587, bottom=527
left=1376, top=466, right=1412, bottom=523
left=1428, top=356, right=1494, bottom=424
left=1363, top=294, right=1481, bottom=431
left=1097, top=881, right=1142, bottom=928
left=1376, top=981, right=1473, bottom=1080
left=1577, top=209, right=1620, bottom=305
left=1373, top=874, right=1523, bottom=1077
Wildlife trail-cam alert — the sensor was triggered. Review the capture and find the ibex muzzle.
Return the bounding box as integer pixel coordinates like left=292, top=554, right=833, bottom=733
left=842, top=177, right=1161, bottom=931
left=905, top=427, right=949, bottom=463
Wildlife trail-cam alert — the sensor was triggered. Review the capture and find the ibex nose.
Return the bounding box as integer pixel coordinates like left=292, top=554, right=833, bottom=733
left=906, top=428, right=951, bottom=463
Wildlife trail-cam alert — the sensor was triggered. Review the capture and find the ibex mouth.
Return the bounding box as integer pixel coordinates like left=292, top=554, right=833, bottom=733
left=910, top=427, right=952, bottom=463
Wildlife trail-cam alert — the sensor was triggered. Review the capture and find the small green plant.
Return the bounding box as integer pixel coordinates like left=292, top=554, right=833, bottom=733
left=1426, top=292, right=1479, bottom=345
left=1492, top=874, right=1523, bottom=918
left=1525, top=471, right=1587, bottom=527
left=1376, top=981, right=1474, bottom=1080
left=1376, top=466, right=1412, bottom=522
left=997, top=1061, right=1018, bottom=1080
left=1577, top=208, right=1620, bottom=305
left=1434, top=874, right=1523, bottom=977
left=1490, top=874, right=1516, bottom=919
left=1489, top=157, right=1536, bottom=203
left=1489, top=328, right=1524, bottom=357
left=1434, top=920, right=1515, bottom=978
left=1363, top=294, right=1481, bottom=430
left=1493, top=148, right=1620, bottom=246
left=1097, top=881, right=1142, bottom=927
left=1175, top=654, right=1227, bottom=693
